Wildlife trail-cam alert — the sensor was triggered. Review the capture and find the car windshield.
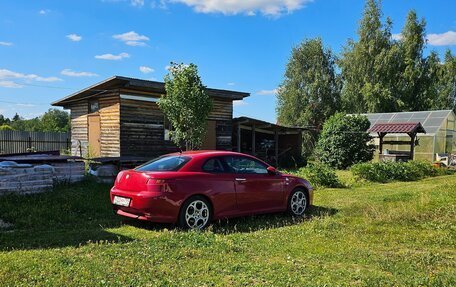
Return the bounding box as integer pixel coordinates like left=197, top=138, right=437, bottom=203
left=136, top=155, right=191, bottom=172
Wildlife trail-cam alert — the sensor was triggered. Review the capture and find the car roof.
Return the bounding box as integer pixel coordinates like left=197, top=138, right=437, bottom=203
left=167, top=150, right=254, bottom=159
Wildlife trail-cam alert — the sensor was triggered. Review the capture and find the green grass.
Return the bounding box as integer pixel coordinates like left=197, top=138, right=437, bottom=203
left=0, top=176, right=455, bottom=286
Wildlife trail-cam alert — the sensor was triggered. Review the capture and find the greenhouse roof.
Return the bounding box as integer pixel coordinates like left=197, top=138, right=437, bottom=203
left=361, top=110, right=453, bottom=135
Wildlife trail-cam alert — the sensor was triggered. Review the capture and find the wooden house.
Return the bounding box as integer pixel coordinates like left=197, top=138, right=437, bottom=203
left=52, top=76, right=249, bottom=158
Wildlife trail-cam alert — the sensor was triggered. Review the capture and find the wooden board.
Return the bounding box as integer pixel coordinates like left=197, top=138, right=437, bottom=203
left=201, top=120, right=216, bottom=150
left=88, top=115, right=101, bottom=157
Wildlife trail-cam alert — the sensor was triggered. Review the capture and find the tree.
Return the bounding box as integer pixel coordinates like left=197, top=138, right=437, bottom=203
left=40, top=108, right=70, bottom=132
left=7, top=109, right=70, bottom=132
left=315, top=113, right=374, bottom=169
left=276, top=38, right=340, bottom=157
left=435, top=50, right=456, bottom=110
left=339, top=0, right=401, bottom=113
left=396, top=10, right=428, bottom=111
left=159, top=63, right=212, bottom=150
left=277, top=38, right=340, bottom=130
left=12, top=113, right=21, bottom=122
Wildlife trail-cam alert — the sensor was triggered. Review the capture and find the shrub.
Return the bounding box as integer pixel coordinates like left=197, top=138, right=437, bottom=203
left=0, top=124, right=14, bottom=131
left=351, top=160, right=449, bottom=183
left=294, top=163, right=343, bottom=188
left=315, top=113, right=374, bottom=169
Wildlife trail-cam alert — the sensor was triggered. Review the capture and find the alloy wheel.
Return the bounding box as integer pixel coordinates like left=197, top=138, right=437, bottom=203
left=185, top=200, right=210, bottom=229
left=290, top=190, right=307, bottom=216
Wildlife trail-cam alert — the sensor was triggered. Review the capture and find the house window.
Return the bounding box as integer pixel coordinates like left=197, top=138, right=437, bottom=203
left=164, top=117, right=172, bottom=141
left=89, top=100, right=99, bottom=113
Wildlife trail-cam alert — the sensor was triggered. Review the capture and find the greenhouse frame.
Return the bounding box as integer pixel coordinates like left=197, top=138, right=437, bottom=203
left=363, top=110, right=456, bottom=162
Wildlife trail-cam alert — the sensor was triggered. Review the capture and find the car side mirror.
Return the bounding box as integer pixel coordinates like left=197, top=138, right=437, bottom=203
left=267, top=166, right=277, bottom=175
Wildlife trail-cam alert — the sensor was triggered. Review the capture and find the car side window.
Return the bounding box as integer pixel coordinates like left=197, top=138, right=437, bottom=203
left=223, top=156, right=268, bottom=174
left=202, top=158, right=226, bottom=173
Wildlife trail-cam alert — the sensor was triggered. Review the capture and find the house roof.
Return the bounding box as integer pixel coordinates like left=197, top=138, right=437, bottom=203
left=233, top=116, right=306, bottom=132
left=52, top=76, right=250, bottom=107
left=368, top=122, right=426, bottom=134
left=361, top=110, right=454, bottom=135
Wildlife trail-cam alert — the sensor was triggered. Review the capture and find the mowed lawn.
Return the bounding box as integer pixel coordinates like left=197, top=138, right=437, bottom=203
left=0, top=175, right=455, bottom=286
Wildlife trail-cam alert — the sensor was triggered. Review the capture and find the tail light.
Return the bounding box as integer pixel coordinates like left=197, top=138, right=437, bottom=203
left=146, top=178, right=171, bottom=193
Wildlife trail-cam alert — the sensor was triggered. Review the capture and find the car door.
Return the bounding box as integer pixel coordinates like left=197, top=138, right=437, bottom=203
left=200, top=157, right=238, bottom=218
left=222, top=156, right=284, bottom=213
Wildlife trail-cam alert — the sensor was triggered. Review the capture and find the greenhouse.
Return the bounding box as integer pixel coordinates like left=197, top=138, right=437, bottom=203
left=363, top=110, right=455, bottom=162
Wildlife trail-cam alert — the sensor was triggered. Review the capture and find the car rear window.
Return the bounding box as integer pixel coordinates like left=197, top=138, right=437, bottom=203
left=136, top=155, right=191, bottom=172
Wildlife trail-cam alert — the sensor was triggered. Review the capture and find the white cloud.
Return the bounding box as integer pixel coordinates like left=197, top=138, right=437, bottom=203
left=227, top=82, right=236, bottom=86
left=392, top=33, right=403, bottom=41
left=95, top=52, right=130, bottom=60
left=0, top=41, right=13, bottom=46
left=131, top=0, right=145, bottom=6
left=61, top=69, right=98, bottom=77
left=126, top=40, right=147, bottom=46
left=139, top=66, right=154, bottom=73
left=256, top=88, right=278, bottom=96
left=169, top=0, right=312, bottom=16
left=113, top=31, right=149, bottom=46
left=0, top=81, right=23, bottom=88
left=427, top=31, right=456, bottom=46
left=233, top=100, right=248, bottom=106
left=0, top=69, right=62, bottom=82
left=38, top=9, right=50, bottom=15
left=66, top=34, right=82, bottom=42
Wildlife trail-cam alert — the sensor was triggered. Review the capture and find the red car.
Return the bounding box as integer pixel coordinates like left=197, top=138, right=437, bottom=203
left=110, top=151, right=313, bottom=229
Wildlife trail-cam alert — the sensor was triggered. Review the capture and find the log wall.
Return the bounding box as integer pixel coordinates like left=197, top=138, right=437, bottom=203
left=120, top=96, right=234, bottom=157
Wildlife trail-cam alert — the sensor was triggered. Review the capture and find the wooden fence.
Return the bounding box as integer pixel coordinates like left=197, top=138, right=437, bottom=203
left=0, top=131, right=71, bottom=155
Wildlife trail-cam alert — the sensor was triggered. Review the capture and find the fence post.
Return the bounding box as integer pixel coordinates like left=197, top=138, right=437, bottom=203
left=28, top=136, right=32, bottom=151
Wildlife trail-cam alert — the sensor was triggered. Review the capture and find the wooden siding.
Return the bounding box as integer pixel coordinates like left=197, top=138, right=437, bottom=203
left=69, top=101, right=88, bottom=156
left=99, top=94, right=120, bottom=157
left=208, top=98, right=232, bottom=121
left=69, top=93, right=120, bottom=157
left=68, top=92, right=234, bottom=158
left=120, top=96, right=234, bottom=157
left=120, top=98, right=178, bottom=157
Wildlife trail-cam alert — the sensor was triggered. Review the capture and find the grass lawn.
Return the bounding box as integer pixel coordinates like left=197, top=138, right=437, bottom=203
left=0, top=175, right=455, bottom=286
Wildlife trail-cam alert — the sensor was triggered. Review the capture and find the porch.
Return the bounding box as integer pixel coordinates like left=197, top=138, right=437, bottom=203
left=232, top=117, right=304, bottom=167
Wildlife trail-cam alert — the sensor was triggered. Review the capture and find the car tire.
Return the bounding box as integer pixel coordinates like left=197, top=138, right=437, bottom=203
left=178, top=196, right=212, bottom=229
left=288, top=188, right=309, bottom=217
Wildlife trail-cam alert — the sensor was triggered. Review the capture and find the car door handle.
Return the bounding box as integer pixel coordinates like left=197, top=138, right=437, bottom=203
left=235, top=178, right=247, bottom=182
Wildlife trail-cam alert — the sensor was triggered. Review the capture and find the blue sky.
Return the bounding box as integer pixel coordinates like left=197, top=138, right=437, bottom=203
left=0, top=0, right=455, bottom=123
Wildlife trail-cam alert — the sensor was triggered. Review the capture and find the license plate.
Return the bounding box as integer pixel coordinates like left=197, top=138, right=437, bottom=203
left=113, top=196, right=131, bottom=207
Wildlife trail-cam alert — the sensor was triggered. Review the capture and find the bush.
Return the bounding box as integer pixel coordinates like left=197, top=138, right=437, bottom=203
left=315, top=113, right=374, bottom=169
left=0, top=124, right=14, bottom=131
left=351, top=160, right=450, bottom=183
left=294, top=163, right=343, bottom=188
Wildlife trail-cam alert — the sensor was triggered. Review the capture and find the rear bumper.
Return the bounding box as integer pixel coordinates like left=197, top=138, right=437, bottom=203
left=110, top=187, right=180, bottom=224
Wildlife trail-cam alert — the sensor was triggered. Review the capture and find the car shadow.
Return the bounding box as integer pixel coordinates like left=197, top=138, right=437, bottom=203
left=123, top=205, right=339, bottom=235
left=209, top=205, right=339, bottom=234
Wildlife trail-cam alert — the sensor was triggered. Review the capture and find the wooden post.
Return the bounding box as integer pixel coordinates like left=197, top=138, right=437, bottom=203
left=252, top=123, right=256, bottom=155
left=409, top=132, right=416, bottom=160
left=274, top=129, right=279, bottom=167
left=378, top=133, right=384, bottom=155
left=237, top=123, right=241, bottom=152
left=28, top=136, right=32, bottom=151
